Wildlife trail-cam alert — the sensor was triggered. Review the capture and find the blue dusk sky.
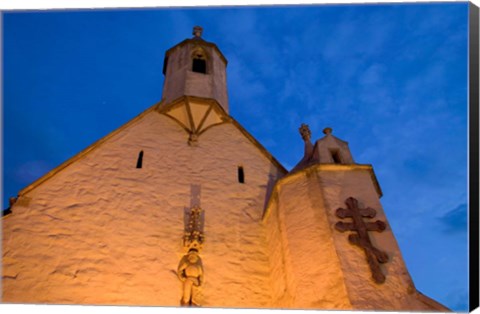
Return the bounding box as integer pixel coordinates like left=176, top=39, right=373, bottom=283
left=2, top=3, right=469, bottom=311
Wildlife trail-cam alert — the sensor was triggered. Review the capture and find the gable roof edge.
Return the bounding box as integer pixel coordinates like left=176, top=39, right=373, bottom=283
left=228, top=117, right=288, bottom=176
left=18, top=101, right=163, bottom=197
left=17, top=98, right=288, bottom=198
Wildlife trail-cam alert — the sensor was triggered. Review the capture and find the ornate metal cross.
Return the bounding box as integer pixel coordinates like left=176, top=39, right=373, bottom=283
left=335, top=197, right=388, bottom=284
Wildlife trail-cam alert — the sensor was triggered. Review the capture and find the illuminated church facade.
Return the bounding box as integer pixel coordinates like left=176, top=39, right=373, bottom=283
left=2, top=27, right=449, bottom=311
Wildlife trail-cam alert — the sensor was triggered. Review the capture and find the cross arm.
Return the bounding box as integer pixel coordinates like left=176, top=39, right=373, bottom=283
left=366, top=220, right=386, bottom=232
left=336, top=207, right=353, bottom=218
left=359, top=207, right=376, bottom=218
left=335, top=221, right=355, bottom=232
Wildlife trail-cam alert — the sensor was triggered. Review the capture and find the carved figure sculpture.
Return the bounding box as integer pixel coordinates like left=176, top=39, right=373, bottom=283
left=299, top=123, right=311, bottom=141
left=290, top=123, right=315, bottom=173
left=183, top=206, right=204, bottom=249
left=177, top=249, right=204, bottom=306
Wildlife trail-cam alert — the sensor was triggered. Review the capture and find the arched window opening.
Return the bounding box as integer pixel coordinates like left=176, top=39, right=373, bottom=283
left=136, top=150, right=144, bottom=169
left=191, top=48, right=207, bottom=74
left=330, top=149, right=342, bottom=164
left=238, top=166, right=245, bottom=183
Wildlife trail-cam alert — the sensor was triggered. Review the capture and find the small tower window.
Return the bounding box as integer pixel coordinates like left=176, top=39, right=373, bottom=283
left=192, top=58, right=206, bottom=74
left=238, top=166, right=245, bottom=183
left=330, top=149, right=342, bottom=164
left=136, top=150, right=144, bottom=169
left=191, top=48, right=207, bottom=74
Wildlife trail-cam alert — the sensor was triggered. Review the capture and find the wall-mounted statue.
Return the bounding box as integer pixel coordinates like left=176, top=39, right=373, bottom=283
left=177, top=248, right=204, bottom=306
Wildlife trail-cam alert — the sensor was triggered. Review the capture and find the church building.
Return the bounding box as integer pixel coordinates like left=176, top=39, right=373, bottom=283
left=2, top=27, right=450, bottom=311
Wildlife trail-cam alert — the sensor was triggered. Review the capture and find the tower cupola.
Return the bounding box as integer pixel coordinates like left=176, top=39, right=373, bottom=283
left=161, top=26, right=229, bottom=113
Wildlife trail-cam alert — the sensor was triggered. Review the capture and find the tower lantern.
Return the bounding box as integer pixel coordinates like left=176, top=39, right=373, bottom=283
left=161, top=26, right=229, bottom=113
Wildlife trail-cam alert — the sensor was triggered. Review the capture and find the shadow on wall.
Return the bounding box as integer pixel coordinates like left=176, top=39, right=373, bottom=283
left=262, top=164, right=283, bottom=215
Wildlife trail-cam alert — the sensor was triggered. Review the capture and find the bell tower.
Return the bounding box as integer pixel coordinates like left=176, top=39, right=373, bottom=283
left=158, top=26, right=230, bottom=145
left=161, top=26, right=229, bottom=111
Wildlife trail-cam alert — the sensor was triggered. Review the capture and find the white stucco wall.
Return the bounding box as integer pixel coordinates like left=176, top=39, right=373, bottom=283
left=2, top=110, right=284, bottom=307
left=315, top=166, right=434, bottom=311
left=264, top=165, right=443, bottom=311
left=265, top=170, right=353, bottom=310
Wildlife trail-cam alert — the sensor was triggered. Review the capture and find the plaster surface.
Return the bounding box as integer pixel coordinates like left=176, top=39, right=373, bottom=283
left=2, top=111, right=283, bottom=307
left=265, top=172, right=352, bottom=309
left=264, top=165, right=449, bottom=311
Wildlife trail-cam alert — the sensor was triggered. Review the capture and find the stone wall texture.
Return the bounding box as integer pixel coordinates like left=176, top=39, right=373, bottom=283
left=264, top=165, right=448, bottom=311
left=2, top=110, right=283, bottom=307
left=2, top=109, right=448, bottom=311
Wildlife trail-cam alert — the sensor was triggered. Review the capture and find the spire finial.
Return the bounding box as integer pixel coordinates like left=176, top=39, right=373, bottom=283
left=323, top=127, right=333, bottom=135
left=299, top=123, right=311, bottom=142
left=193, top=26, right=203, bottom=38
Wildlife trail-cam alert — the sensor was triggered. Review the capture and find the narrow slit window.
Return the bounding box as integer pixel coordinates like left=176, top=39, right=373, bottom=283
left=192, top=58, right=206, bottom=74
left=330, top=149, right=342, bottom=164
left=162, top=56, right=169, bottom=75
left=136, top=150, right=144, bottom=169
left=238, top=166, right=245, bottom=183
